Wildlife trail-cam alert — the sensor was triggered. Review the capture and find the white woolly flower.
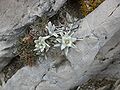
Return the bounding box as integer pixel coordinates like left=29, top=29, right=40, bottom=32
left=55, top=31, right=80, bottom=56
left=34, top=36, right=50, bottom=54
left=46, top=21, right=58, bottom=37
left=61, top=33, right=76, bottom=50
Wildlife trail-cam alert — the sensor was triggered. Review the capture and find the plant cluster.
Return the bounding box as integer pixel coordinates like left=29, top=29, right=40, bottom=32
left=17, top=14, right=81, bottom=66
left=34, top=21, right=82, bottom=56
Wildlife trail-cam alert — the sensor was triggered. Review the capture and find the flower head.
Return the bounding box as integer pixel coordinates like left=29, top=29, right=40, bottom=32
left=61, top=32, right=77, bottom=50
left=34, top=36, right=50, bottom=54
left=56, top=31, right=78, bottom=56
left=46, top=21, right=58, bottom=37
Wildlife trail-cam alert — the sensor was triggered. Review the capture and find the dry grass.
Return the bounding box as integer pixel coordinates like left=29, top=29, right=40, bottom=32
left=80, top=0, right=105, bottom=16
left=17, top=17, right=48, bottom=66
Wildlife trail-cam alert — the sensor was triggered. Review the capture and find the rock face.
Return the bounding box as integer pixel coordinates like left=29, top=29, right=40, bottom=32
left=0, top=0, right=67, bottom=71
left=2, top=0, right=120, bottom=90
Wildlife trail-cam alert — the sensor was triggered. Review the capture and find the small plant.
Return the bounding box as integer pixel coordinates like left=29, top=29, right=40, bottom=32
left=34, top=36, right=50, bottom=54
left=18, top=14, right=83, bottom=66
left=46, top=22, right=58, bottom=37
left=34, top=21, right=81, bottom=56
left=55, top=31, right=79, bottom=56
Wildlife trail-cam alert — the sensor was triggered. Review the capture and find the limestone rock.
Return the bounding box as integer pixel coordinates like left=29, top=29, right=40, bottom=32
left=2, top=0, right=120, bottom=90
left=0, top=0, right=67, bottom=71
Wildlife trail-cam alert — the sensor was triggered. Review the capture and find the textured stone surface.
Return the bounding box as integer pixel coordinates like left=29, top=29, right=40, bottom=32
left=0, top=0, right=67, bottom=72
left=2, top=65, right=46, bottom=90
left=66, top=0, right=120, bottom=86
left=2, top=0, right=120, bottom=90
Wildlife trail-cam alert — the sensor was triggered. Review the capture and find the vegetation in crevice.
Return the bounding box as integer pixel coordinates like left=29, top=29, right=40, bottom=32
left=80, top=0, right=105, bottom=16
left=0, top=0, right=106, bottom=87
left=16, top=0, right=105, bottom=67
left=63, top=0, right=104, bottom=18
left=17, top=16, right=49, bottom=66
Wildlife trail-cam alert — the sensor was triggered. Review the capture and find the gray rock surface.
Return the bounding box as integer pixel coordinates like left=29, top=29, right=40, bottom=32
left=66, top=0, right=120, bottom=86
left=0, top=0, right=67, bottom=72
left=2, top=0, right=120, bottom=90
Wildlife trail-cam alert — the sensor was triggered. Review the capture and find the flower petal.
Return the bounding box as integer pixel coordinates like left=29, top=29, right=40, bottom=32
left=52, top=24, right=56, bottom=31
left=34, top=48, right=39, bottom=51
left=71, top=38, right=77, bottom=42
left=54, top=44, right=60, bottom=47
left=46, top=26, right=49, bottom=30
left=65, top=48, right=69, bottom=56
left=45, top=43, right=50, bottom=47
left=72, top=24, right=79, bottom=29
left=38, top=36, right=42, bottom=40
left=41, top=47, right=45, bottom=52
left=44, top=36, right=50, bottom=39
left=70, top=31, right=75, bottom=36
left=48, top=21, right=52, bottom=27
left=35, top=44, right=39, bottom=47
left=53, top=33, right=58, bottom=37
left=56, top=38, right=61, bottom=43
left=61, top=44, right=66, bottom=50
left=71, top=44, right=77, bottom=48
left=34, top=40, right=39, bottom=43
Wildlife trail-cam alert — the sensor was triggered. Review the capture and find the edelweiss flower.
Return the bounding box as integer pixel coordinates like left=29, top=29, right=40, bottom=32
left=46, top=21, right=58, bottom=37
left=61, top=33, right=76, bottom=50
left=34, top=36, right=50, bottom=53
left=55, top=31, right=79, bottom=56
